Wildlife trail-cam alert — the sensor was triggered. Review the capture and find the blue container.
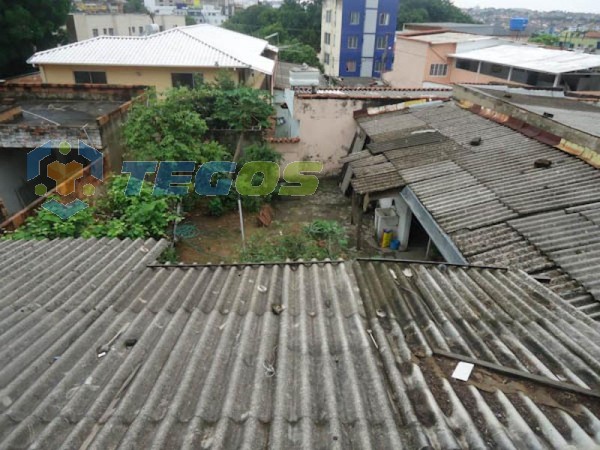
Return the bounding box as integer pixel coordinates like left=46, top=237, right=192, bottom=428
left=390, top=239, right=400, bottom=250
left=509, top=18, right=529, bottom=32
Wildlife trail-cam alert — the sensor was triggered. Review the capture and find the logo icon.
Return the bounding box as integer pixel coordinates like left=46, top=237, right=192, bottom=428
left=27, top=140, right=103, bottom=219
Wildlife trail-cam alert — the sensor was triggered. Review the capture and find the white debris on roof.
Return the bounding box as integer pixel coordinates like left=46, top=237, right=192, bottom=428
left=27, top=24, right=276, bottom=75
left=450, top=44, right=600, bottom=74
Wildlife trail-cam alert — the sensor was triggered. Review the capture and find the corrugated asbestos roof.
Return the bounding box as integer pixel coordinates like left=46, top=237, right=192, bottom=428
left=1, top=237, right=600, bottom=449
left=352, top=102, right=600, bottom=319
left=450, top=44, right=600, bottom=74
left=27, top=24, right=275, bottom=75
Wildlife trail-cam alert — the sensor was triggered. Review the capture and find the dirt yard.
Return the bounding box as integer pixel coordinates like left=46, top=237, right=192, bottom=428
left=174, top=177, right=429, bottom=264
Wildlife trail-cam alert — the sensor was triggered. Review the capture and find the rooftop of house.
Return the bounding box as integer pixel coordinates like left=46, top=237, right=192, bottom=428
left=467, top=85, right=600, bottom=139
left=27, top=24, right=277, bottom=75
left=1, top=238, right=599, bottom=448
left=293, top=87, right=453, bottom=100
left=0, top=99, right=122, bottom=127
left=346, top=100, right=600, bottom=320
left=400, top=31, right=497, bottom=45
left=0, top=83, right=144, bottom=149
left=273, top=61, right=327, bottom=90
left=449, top=44, right=600, bottom=74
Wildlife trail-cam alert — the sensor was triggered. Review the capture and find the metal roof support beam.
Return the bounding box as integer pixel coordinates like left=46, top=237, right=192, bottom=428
left=400, top=186, right=467, bottom=265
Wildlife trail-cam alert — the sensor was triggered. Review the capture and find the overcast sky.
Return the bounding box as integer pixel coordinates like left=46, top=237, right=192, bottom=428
left=452, top=0, right=600, bottom=14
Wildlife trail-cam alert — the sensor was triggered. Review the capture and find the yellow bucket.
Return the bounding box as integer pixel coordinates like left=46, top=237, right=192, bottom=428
left=380, top=229, right=393, bottom=248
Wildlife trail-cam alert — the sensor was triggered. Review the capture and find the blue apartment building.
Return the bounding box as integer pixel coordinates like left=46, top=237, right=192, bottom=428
left=320, top=0, right=398, bottom=78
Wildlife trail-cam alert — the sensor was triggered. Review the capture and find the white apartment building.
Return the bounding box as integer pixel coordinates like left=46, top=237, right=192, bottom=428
left=67, top=13, right=186, bottom=42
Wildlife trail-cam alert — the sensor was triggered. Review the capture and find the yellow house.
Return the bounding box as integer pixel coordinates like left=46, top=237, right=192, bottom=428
left=28, top=24, right=278, bottom=92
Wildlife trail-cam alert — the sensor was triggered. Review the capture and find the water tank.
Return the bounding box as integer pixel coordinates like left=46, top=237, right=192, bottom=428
left=510, top=18, right=529, bottom=32
left=375, top=208, right=399, bottom=241
left=289, top=64, right=321, bottom=87
left=145, top=23, right=160, bottom=35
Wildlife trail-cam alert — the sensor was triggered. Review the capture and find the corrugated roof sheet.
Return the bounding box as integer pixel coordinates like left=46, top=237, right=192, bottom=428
left=349, top=102, right=600, bottom=319
left=450, top=44, right=600, bottom=74
left=1, top=239, right=600, bottom=449
left=27, top=24, right=275, bottom=75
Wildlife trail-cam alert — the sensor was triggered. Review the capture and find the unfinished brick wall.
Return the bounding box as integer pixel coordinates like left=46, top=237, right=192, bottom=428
left=0, top=83, right=147, bottom=102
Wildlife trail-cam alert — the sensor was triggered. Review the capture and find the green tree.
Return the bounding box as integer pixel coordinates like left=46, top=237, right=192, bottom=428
left=123, top=80, right=274, bottom=161
left=0, top=0, right=71, bottom=78
left=530, top=33, right=560, bottom=46
left=280, top=41, right=323, bottom=69
left=123, top=88, right=229, bottom=162
left=223, top=0, right=322, bottom=52
left=397, top=0, right=475, bottom=29
left=123, top=0, right=148, bottom=13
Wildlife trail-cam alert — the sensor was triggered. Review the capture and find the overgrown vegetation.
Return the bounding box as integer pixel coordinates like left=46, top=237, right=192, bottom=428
left=240, top=220, right=348, bottom=262
left=206, top=143, right=283, bottom=216
left=4, top=176, right=181, bottom=240
left=123, top=74, right=274, bottom=162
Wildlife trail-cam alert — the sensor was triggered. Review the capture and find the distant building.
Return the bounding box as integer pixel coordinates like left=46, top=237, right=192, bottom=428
left=143, top=0, right=195, bottom=15
left=320, top=0, right=399, bottom=78
left=28, top=25, right=278, bottom=92
left=186, top=5, right=229, bottom=26
left=384, top=32, right=507, bottom=87
left=67, top=13, right=186, bottom=42
left=384, top=30, right=600, bottom=91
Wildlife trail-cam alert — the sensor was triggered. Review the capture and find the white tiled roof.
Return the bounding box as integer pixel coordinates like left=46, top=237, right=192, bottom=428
left=28, top=24, right=276, bottom=75
left=450, top=44, right=600, bottom=74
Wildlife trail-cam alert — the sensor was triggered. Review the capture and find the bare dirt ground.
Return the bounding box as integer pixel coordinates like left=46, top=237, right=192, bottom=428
left=175, top=177, right=429, bottom=264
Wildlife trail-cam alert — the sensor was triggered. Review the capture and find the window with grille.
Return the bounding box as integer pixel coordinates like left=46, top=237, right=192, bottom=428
left=429, top=63, right=448, bottom=77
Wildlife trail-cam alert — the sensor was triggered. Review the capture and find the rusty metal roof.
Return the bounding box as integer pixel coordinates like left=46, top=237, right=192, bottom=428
left=1, top=238, right=600, bottom=448
left=349, top=102, right=600, bottom=319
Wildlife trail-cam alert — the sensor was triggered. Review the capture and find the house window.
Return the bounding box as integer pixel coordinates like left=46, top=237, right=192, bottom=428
left=429, top=63, right=448, bottom=77
left=324, top=53, right=330, bottom=65
left=103, top=28, right=107, bottom=35
left=375, top=35, right=388, bottom=49
left=159, top=25, right=164, bottom=31
left=92, top=28, right=99, bottom=37
left=345, top=60, right=357, bottom=72
left=324, top=32, right=331, bottom=45
left=74, top=71, right=107, bottom=84
left=139, top=26, right=144, bottom=34
left=325, top=10, right=332, bottom=23
left=171, top=72, right=202, bottom=88
left=374, top=60, right=384, bottom=72
left=347, top=35, right=358, bottom=49
left=456, top=59, right=479, bottom=72
left=350, top=11, right=360, bottom=25
left=378, top=13, right=390, bottom=26
left=108, top=28, right=114, bottom=36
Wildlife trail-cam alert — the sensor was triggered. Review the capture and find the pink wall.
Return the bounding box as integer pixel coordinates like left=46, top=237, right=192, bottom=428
left=423, top=42, right=456, bottom=85
left=449, top=66, right=525, bottom=85
left=384, top=39, right=429, bottom=87
left=385, top=39, right=459, bottom=87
